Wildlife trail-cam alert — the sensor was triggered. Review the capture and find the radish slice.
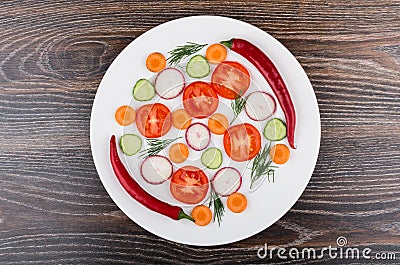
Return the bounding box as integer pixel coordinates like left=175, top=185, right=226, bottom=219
left=140, top=155, right=173, bottom=184
left=155, top=68, right=185, bottom=99
left=212, top=167, right=242, bottom=197
left=185, top=123, right=210, bottom=151
left=245, top=91, right=276, bottom=121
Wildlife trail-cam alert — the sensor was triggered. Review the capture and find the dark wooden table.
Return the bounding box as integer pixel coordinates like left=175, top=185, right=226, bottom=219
left=1, top=1, right=399, bottom=264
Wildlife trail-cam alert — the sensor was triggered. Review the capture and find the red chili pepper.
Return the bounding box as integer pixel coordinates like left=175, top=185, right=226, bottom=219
left=221, top=38, right=296, bottom=149
left=109, top=135, right=194, bottom=222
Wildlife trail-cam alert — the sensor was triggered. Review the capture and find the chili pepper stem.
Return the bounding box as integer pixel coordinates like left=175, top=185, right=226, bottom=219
left=220, top=39, right=233, bottom=49
left=178, top=210, right=194, bottom=222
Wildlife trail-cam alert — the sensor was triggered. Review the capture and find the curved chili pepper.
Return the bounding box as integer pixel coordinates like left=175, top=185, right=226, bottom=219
left=109, top=135, right=194, bottom=221
left=221, top=38, right=296, bottom=149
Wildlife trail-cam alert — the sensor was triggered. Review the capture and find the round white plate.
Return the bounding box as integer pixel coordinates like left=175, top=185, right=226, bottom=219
left=90, top=16, right=320, bottom=246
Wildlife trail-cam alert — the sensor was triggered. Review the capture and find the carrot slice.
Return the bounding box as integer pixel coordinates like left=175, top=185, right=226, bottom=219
left=169, top=143, right=189, bottom=164
left=115, top=105, right=135, bottom=126
left=208, top=113, right=229, bottom=135
left=146, top=52, right=166, bottom=72
left=172, top=109, right=192, bottom=130
left=206, top=44, right=227, bottom=64
left=270, top=144, right=290, bottom=164
left=227, top=192, right=247, bottom=213
left=191, top=205, right=212, bottom=226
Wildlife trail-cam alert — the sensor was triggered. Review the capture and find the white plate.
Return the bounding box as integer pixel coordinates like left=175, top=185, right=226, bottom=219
left=90, top=16, right=320, bottom=246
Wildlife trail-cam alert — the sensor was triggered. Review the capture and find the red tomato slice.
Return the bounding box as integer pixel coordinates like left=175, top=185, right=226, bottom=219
left=223, top=123, right=261, bottom=162
left=170, top=166, right=209, bottom=204
left=211, top=61, right=250, bottom=99
left=182, top=81, right=219, bottom=118
left=135, top=103, right=172, bottom=138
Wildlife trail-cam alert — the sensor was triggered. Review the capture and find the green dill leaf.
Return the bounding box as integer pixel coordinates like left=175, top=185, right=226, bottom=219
left=139, top=137, right=181, bottom=158
left=167, top=42, right=207, bottom=65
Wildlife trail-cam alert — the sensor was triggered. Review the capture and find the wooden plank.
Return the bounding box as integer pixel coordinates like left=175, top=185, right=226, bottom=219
left=1, top=0, right=399, bottom=263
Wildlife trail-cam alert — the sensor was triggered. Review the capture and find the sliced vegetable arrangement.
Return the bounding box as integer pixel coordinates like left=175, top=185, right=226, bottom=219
left=223, top=123, right=261, bottom=162
left=206, top=43, right=227, bottom=64
left=208, top=113, right=229, bottom=135
left=155, top=68, right=185, bottom=99
left=185, top=123, right=211, bottom=151
left=115, top=105, right=135, bottom=126
left=146, top=52, right=166, bottom=72
left=170, top=166, right=209, bottom=204
left=245, top=91, right=276, bottom=121
left=135, top=103, right=172, bottom=138
left=111, top=38, right=295, bottom=226
left=201, top=148, right=223, bottom=169
left=212, top=167, right=242, bottom=197
left=186, top=55, right=210, bottom=78
left=264, top=118, right=287, bottom=141
left=211, top=61, right=250, bottom=100
left=227, top=192, right=247, bottom=213
left=221, top=38, right=296, bottom=149
left=172, top=109, right=192, bottom=130
left=169, top=143, right=189, bottom=164
left=110, top=135, right=193, bottom=222
left=140, top=155, right=173, bottom=184
left=120, top=134, right=142, bottom=156
left=191, top=205, right=212, bottom=226
left=133, top=79, right=155, bottom=101
left=182, top=81, right=219, bottom=118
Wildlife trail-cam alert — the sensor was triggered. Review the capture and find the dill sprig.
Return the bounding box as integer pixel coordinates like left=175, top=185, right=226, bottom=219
left=230, top=92, right=247, bottom=125
left=139, top=137, right=181, bottom=158
left=167, top=42, right=207, bottom=65
left=208, top=189, right=225, bottom=226
left=250, top=144, right=278, bottom=190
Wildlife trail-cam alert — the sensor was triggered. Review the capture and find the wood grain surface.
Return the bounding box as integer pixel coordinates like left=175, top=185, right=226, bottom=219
left=1, top=0, right=399, bottom=264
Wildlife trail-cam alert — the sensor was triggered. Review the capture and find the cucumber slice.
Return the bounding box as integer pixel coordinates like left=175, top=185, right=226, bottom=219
left=186, top=55, right=210, bottom=78
left=201, top=147, right=222, bottom=169
left=120, top=134, right=142, bottom=156
left=133, top=79, right=155, bottom=101
left=264, top=118, right=287, bottom=141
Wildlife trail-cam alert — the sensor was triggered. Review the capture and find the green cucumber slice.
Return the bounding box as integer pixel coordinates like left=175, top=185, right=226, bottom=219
left=120, top=134, right=142, bottom=156
left=186, top=55, right=210, bottom=78
left=133, top=79, right=155, bottom=101
left=201, top=148, right=222, bottom=169
left=264, top=118, right=287, bottom=141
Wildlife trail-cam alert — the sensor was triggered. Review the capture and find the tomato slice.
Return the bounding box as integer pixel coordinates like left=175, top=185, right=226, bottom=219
left=211, top=61, right=250, bottom=99
left=170, top=166, right=209, bottom=204
left=135, top=103, right=172, bottom=138
left=182, top=81, right=219, bottom=118
left=223, top=123, right=261, bottom=162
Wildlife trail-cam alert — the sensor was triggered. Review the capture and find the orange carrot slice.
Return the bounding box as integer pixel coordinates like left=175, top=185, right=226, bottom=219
left=146, top=52, right=166, bottom=72
left=115, top=105, right=135, bottom=126
left=208, top=113, right=229, bottom=135
left=191, top=205, right=212, bottom=226
left=168, top=143, right=189, bottom=164
left=172, top=109, right=192, bottom=130
left=227, top=192, right=247, bottom=213
left=206, top=44, right=227, bottom=64
left=270, top=144, right=290, bottom=164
